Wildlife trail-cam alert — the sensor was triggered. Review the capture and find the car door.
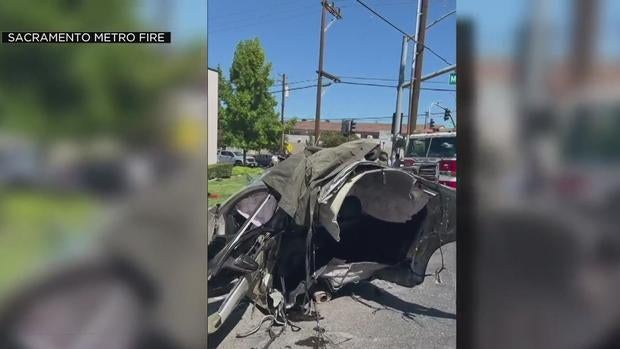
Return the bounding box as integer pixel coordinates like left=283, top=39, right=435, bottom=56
left=220, top=151, right=233, bottom=164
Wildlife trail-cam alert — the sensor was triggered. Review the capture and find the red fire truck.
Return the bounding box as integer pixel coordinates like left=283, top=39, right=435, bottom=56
left=402, top=131, right=457, bottom=189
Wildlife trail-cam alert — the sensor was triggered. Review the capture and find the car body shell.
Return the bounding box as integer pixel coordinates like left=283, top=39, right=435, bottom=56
left=207, top=157, right=456, bottom=334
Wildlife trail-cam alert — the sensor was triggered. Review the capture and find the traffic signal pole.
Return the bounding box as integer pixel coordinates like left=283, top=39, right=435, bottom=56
left=392, top=35, right=409, bottom=162
left=394, top=36, right=408, bottom=135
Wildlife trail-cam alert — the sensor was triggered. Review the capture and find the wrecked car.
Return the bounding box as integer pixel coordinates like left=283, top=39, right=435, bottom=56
left=207, top=140, right=456, bottom=334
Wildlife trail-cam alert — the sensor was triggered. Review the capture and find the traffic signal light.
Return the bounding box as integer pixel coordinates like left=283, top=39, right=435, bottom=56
left=341, top=119, right=351, bottom=136
left=350, top=119, right=357, bottom=132
left=429, top=119, right=436, bottom=128
left=444, top=109, right=451, bottom=121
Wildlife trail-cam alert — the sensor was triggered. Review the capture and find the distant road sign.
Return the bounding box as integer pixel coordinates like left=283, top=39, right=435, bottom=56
left=449, top=73, right=456, bottom=85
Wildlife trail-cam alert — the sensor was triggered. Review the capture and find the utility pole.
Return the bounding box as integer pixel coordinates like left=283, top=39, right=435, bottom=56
left=158, top=0, right=172, bottom=55
left=392, top=36, right=409, bottom=161
left=407, top=0, right=429, bottom=135
left=394, top=36, right=409, bottom=134
left=571, top=0, right=599, bottom=87
left=314, top=1, right=342, bottom=145
left=280, top=73, right=287, bottom=154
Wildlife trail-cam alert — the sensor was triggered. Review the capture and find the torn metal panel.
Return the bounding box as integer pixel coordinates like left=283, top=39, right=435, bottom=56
left=314, top=259, right=389, bottom=292
left=319, top=169, right=429, bottom=241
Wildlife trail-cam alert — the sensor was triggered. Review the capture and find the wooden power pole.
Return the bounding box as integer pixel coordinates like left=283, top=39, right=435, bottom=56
left=407, top=0, right=429, bottom=135
left=314, top=1, right=342, bottom=145
left=280, top=73, right=287, bottom=154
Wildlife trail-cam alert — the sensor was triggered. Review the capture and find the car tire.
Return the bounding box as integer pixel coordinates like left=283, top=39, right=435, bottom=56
left=234, top=160, right=242, bottom=166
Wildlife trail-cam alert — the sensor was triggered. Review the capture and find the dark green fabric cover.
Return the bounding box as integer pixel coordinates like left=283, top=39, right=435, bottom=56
left=261, top=140, right=379, bottom=226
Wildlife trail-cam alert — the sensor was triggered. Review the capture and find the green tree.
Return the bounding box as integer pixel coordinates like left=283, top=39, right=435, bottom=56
left=216, top=65, right=232, bottom=103
left=219, top=38, right=281, bottom=161
left=216, top=65, right=233, bottom=147
left=0, top=0, right=202, bottom=143
left=321, top=132, right=360, bottom=147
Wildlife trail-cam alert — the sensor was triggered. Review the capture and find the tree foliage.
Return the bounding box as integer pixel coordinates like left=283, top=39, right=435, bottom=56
left=0, top=0, right=202, bottom=143
left=218, top=38, right=282, bottom=155
left=320, top=132, right=360, bottom=148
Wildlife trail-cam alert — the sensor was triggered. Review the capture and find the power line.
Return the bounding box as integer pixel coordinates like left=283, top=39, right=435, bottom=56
left=269, top=81, right=455, bottom=93
left=355, top=0, right=452, bottom=66
left=339, top=80, right=456, bottom=91
left=339, top=81, right=396, bottom=88
left=269, top=83, right=323, bottom=94
left=330, top=75, right=454, bottom=84
left=420, top=87, right=456, bottom=92
left=278, top=78, right=316, bottom=85
left=285, top=111, right=453, bottom=122
left=338, top=75, right=398, bottom=82
left=426, top=10, right=456, bottom=30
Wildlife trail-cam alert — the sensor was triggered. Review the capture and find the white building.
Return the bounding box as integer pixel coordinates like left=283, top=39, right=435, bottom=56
left=207, top=68, right=219, bottom=164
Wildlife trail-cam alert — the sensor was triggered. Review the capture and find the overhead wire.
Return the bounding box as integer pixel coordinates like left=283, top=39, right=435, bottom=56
left=284, top=111, right=454, bottom=121
left=269, top=80, right=455, bottom=93
left=355, top=0, right=453, bottom=66
left=426, top=9, right=456, bottom=30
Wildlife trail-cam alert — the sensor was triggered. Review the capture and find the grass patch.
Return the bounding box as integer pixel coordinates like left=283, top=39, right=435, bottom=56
left=208, top=167, right=265, bottom=207
left=231, top=166, right=264, bottom=177
left=0, top=190, right=97, bottom=295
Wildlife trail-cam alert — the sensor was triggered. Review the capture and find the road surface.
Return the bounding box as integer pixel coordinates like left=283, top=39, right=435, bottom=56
left=208, top=242, right=456, bottom=348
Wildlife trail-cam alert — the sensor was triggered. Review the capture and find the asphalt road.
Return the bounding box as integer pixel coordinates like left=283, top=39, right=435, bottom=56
left=209, top=242, right=456, bottom=349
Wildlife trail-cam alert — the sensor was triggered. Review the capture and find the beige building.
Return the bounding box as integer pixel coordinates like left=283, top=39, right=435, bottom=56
left=207, top=68, right=219, bottom=164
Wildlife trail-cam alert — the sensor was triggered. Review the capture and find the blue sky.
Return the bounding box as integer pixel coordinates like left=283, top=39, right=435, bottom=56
left=458, top=0, right=620, bottom=58
left=206, top=0, right=456, bottom=127
left=154, top=0, right=619, bottom=126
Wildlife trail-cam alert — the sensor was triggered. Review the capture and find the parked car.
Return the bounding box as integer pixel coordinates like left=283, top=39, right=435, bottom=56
left=217, top=150, right=257, bottom=167
left=207, top=140, right=456, bottom=334
left=0, top=137, right=45, bottom=187
left=0, top=146, right=43, bottom=187
left=235, top=152, right=257, bottom=167
left=403, top=131, right=457, bottom=189
left=217, top=149, right=235, bottom=164
left=253, top=154, right=277, bottom=168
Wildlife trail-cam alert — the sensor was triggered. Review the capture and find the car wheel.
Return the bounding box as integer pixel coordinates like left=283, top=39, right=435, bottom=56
left=234, top=160, right=242, bottom=166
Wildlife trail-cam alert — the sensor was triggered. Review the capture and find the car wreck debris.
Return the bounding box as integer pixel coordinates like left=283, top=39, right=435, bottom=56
left=207, top=140, right=456, bottom=336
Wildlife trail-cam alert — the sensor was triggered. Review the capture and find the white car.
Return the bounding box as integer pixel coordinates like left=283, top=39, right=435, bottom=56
left=217, top=150, right=257, bottom=167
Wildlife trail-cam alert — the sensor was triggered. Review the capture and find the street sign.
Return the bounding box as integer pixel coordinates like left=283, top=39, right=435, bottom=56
left=449, top=73, right=456, bottom=85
